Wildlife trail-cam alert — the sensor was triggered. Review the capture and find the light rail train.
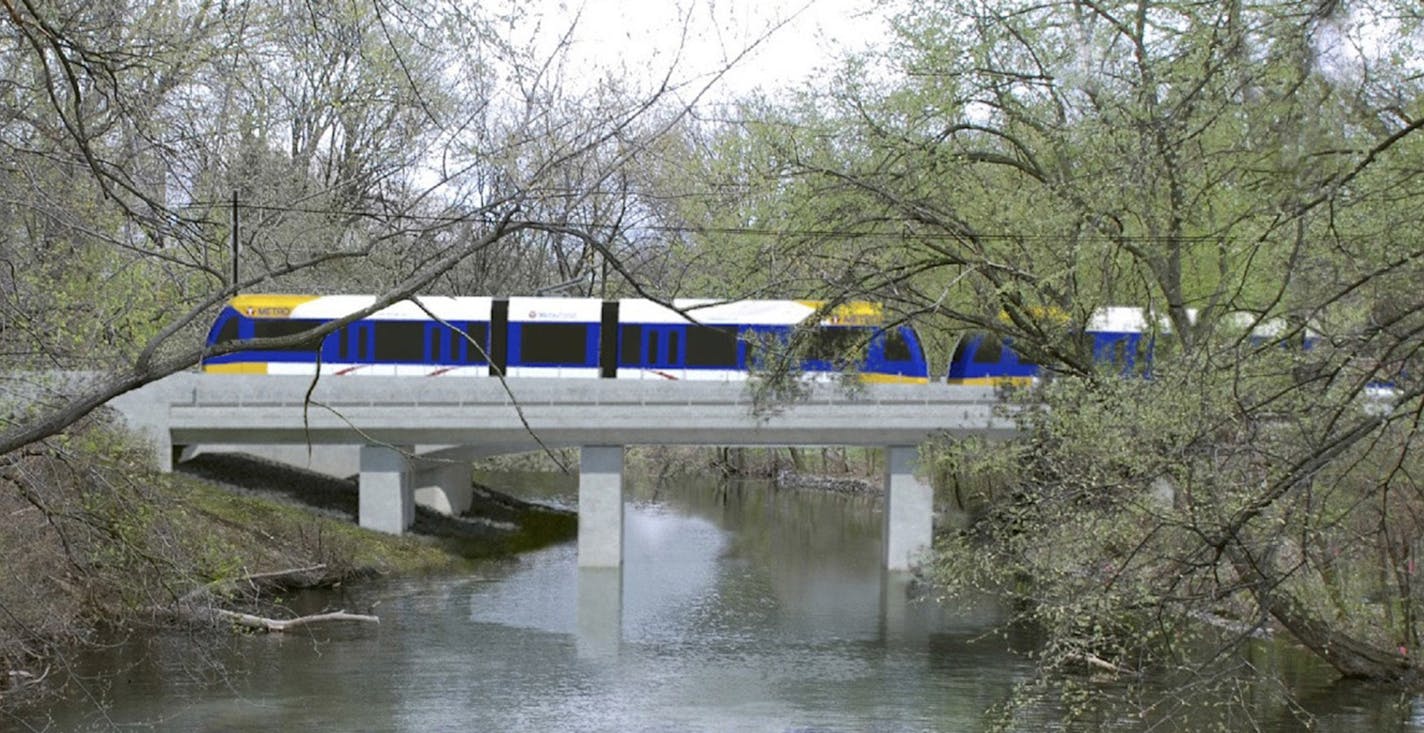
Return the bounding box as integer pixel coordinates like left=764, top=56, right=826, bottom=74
left=946, top=307, right=1323, bottom=386
left=203, top=294, right=931, bottom=383
left=946, top=307, right=1158, bottom=385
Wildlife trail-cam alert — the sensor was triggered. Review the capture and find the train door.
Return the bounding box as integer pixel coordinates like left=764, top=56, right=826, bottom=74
left=643, top=325, right=686, bottom=374
left=347, top=323, right=375, bottom=370
left=423, top=322, right=467, bottom=364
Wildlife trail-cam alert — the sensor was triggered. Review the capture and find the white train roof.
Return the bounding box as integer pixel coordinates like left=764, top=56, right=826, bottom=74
left=1086, top=307, right=1150, bottom=333
left=1084, top=306, right=1198, bottom=334
left=506, top=297, right=603, bottom=322
left=230, top=294, right=876, bottom=327
left=620, top=299, right=820, bottom=326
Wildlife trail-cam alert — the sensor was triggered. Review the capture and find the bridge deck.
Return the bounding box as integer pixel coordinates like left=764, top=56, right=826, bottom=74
left=105, top=373, right=1018, bottom=570
left=151, top=375, right=1016, bottom=447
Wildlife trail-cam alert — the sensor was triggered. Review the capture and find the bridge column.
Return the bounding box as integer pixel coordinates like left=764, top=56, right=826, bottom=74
left=578, top=446, right=624, bottom=568
left=577, top=567, right=623, bottom=657
left=412, top=459, right=473, bottom=516
left=883, top=445, right=932, bottom=572
left=359, top=445, right=414, bottom=534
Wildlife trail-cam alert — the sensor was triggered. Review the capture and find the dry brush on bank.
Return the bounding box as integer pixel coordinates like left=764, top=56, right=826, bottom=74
left=0, top=415, right=543, bottom=714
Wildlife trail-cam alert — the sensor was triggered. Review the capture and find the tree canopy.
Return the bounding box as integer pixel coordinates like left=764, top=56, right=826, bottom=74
left=0, top=0, right=736, bottom=453
left=8, top=0, right=1424, bottom=715
left=648, top=0, right=1424, bottom=712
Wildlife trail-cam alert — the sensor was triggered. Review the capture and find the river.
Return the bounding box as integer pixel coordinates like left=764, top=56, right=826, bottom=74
left=15, top=471, right=1424, bottom=731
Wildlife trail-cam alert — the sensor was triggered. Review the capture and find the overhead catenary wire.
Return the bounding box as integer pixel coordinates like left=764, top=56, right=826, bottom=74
left=177, top=200, right=1294, bottom=246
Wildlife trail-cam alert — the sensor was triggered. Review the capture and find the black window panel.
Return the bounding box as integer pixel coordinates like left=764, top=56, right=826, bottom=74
left=746, top=329, right=792, bottom=369
left=883, top=329, right=911, bottom=362
left=520, top=323, right=592, bottom=365
left=972, top=336, right=1004, bottom=364
left=686, top=326, right=739, bottom=367
left=447, top=322, right=489, bottom=363
left=215, top=317, right=240, bottom=345
left=373, top=321, right=426, bottom=362
left=253, top=319, right=325, bottom=352
left=807, top=328, right=868, bottom=363
left=620, top=325, right=642, bottom=365
left=349, top=324, right=373, bottom=361
left=1111, top=339, right=1128, bottom=366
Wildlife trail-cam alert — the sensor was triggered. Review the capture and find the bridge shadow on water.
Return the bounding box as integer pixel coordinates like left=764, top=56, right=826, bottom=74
left=175, top=452, right=574, bottom=553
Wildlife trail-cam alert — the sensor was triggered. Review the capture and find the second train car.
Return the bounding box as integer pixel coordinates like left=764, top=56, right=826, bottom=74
left=945, top=307, right=1162, bottom=385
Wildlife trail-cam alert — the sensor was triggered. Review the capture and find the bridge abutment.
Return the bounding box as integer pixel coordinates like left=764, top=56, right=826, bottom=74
left=883, top=445, right=932, bottom=572
left=413, top=459, right=473, bottom=516
left=578, top=445, right=624, bottom=568
left=359, top=445, right=415, bottom=534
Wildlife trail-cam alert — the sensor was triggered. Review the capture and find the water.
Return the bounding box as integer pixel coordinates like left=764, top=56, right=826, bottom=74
left=14, top=473, right=1424, bottom=731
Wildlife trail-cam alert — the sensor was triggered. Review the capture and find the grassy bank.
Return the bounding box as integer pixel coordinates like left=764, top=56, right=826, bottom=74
left=0, top=419, right=573, bottom=713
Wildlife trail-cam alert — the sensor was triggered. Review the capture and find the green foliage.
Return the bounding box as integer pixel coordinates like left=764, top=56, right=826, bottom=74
left=650, top=0, right=1424, bottom=707
left=933, top=332, right=1424, bottom=718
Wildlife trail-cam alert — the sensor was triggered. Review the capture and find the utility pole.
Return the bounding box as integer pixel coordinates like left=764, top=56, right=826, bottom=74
left=231, top=190, right=240, bottom=291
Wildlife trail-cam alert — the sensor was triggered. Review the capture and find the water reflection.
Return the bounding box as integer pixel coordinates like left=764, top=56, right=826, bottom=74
left=576, top=567, right=620, bottom=658
left=23, top=472, right=1419, bottom=731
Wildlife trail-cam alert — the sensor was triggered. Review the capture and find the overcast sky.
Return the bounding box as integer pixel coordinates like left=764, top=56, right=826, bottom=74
left=508, top=0, right=892, bottom=100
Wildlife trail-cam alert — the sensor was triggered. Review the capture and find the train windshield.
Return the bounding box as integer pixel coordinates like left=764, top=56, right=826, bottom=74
left=211, top=314, right=240, bottom=346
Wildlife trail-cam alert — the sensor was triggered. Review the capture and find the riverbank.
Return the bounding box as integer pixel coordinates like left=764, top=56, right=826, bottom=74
left=0, top=422, right=573, bottom=715
left=479, top=444, right=888, bottom=492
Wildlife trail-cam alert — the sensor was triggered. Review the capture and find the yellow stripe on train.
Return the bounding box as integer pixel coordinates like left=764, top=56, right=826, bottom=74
left=946, top=376, right=1036, bottom=387
left=861, top=373, right=929, bottom=385
left=229, top=294, right=319, bottom=318
left=203, top=362, right=269, bottom=374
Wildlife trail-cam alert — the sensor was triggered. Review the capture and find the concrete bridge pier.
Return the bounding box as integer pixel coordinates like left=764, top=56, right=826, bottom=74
left=412, top=458, right=473, bottom=516
left=576, top=566, right=623, bottom=657
left=578, top=445, right=624, bottom=568
left=359, top=444, right=414, bottom=534
left=883, top=445, right=933, bottom=572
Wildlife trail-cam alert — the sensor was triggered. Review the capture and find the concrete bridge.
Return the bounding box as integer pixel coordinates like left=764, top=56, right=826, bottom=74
left=110, top=374, right=1016, bottom=572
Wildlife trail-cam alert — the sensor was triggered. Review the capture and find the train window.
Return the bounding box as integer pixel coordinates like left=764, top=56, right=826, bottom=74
left=807, top=328, right=867, bottom=363
left=520, top=323, right=592, bottom=365
left=972, top=337, right=1003, bottom=364
left=430, top=321, right=489, bottom=363
left=883, top=329, right=912, bottom=362
left=252, top=319, right=324, bottom=352
left=686, top=325, right=739, bottom=367
left=742, top=329, right=771, bottom=368
left=456, top=322, right=490, bottom=363
left=1111, top=339, right=1128, bottom=366
left=620, top=325, right=642, bottom=365
left=214, top=317, right=240, bottom=346
left=374, top=321, right=426, bottom=362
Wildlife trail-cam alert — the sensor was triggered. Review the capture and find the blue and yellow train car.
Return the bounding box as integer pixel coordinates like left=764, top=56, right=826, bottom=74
left=203, top=295, right=931, bottom=383
left=946, top=307, right=1164, bottom=385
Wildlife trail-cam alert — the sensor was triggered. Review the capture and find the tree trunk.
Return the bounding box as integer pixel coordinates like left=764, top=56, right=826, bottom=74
left=1230, top=543, right=1418, bottom=682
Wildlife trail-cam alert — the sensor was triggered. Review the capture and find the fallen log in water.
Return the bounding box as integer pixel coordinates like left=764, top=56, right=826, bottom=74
left=216, top=609, right=379, bottom=633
